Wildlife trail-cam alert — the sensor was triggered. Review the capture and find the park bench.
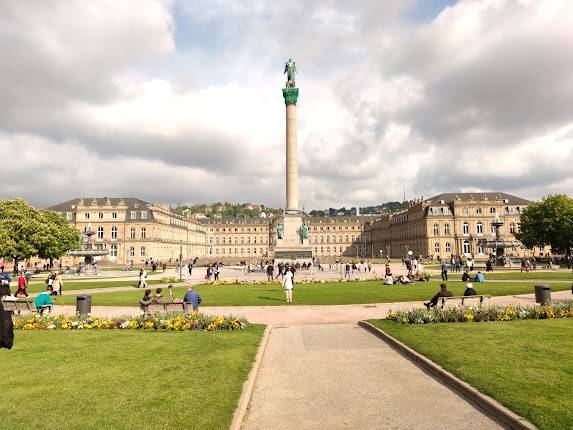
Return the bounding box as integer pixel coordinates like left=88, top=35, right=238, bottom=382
left=1, top=297, right=37, bottom=315
left=140, top=302, right=194, bottom=318
left=437, top=295, right=491, bottom=309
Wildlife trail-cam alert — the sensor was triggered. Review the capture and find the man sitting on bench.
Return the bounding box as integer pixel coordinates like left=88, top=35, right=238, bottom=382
left=424, top=283, right=453, bottom=310
left=34, top=287, right=55, bottom=315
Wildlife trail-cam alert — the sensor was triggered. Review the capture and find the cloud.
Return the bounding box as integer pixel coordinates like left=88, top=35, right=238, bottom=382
left=1, top=0, right=573, bottom=210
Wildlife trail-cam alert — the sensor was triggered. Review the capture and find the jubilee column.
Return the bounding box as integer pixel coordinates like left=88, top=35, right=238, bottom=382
left=282, top=58, right=299, bottom=214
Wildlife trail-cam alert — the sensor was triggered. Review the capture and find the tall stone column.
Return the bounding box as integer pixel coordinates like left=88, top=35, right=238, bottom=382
left=283, top=87, right=299, bottom=214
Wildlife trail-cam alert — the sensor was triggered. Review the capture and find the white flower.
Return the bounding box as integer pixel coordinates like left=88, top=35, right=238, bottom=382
left=47, top=324, right=56, bottom=330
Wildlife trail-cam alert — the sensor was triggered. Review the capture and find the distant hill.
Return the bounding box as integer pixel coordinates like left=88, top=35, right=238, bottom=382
left=173, top=202, right=282, bottom=220
left=308, top=201, right=409, bottom=217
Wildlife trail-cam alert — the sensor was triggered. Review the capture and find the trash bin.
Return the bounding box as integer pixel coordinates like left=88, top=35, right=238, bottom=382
left=76, top=295, right=92, bottom=316
left=534, top=285, right=551, bottom=305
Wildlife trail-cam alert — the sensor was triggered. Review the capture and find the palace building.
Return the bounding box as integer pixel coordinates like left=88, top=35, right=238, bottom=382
left=48, top=192, right=534, bottom=265
left=47, top=198, right=207, bottom=265
left=369, top=192, right=532, bottom=259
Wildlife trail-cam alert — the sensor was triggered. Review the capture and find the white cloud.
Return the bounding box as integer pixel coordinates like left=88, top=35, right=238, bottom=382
left=1, top=0, right=572, bottom=210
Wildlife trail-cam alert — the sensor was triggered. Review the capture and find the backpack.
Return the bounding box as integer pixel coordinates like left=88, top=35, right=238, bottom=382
left=0, top=301, right=14, bottom=349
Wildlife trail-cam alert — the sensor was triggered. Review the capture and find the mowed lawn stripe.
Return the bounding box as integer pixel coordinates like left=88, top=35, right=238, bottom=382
left=52, top=280, right=572, bottom=307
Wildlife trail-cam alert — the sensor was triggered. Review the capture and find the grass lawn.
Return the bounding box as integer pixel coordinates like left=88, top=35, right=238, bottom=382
left=51, top=280, right=572, bottom=307
left=369, top=319, right=573, bottom=430
left=2, top=327, right=265, bottom=430
left=447, top=271, right=573, bottom=281
left=24, top=279, right=168, bottom=294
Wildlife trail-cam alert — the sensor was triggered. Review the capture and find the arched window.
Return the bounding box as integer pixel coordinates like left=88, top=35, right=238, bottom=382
left=445, top=242, right=451, bottom=253
left=476, top=222, right=483, bottom=235
left=433, top=223, right=439, bottom=235
left=463, top=240, right=471, bottom=254
left=434, top=242, right=440, bottom=253
left=111, top=226, right=117, bottom=240
left=110, top=244, right=117, bottom=257
left=463, top=222, right=469, bottom=235
left=97, top=226, right=104, bottom=240
left=130, top=227, right=136, bottom=239
left=140, top=246, right=146, bottom=257
left=444, top=224, right=450, bottom=235
left=141, top=227, right=146, bottom=239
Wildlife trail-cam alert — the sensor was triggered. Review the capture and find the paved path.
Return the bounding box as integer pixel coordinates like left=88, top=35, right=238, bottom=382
left=242, top=324, right=502, bottom=430
left=51, top=290, right=573, bottom=323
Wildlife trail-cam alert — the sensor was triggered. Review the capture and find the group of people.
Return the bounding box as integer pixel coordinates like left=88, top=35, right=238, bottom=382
left=139, top=282, right=202, bottom=312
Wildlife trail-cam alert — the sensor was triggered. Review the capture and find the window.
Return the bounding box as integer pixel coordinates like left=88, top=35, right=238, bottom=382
left=84, top=212, right=90, bottom=220
left=66, top=212, right=73, bottom=220
left=130, top=227, right=136, bottom=239
left=444, top=224, right=450, bottom=235
left=129, top=246, right=135, bottom=257
left=445, top=242, right=451, bottom=253
left=476, top=222, right=483, bottom=235
left=111, top=226, right=118, bottom=240
left=490, top=207, right=496, bottom=214
left=476, top=207, right=482, bottom=214
left=140, top=227, right=146, bottom=239
left=130, top=211, right=137, bottom=219
left=433, top=223, right=439, bottom=235
left=463, top=240, right=471, bottom=254
left=140, top=246, right=146, bottom=257
left=462, top=207, right=468, bottom=215
left=110, top=244, right=117, bottom=257
left=505, top=206, right=512, bottom=214
left=141, top=211, right=147, bottom=219
left=462, top=222, right=469, bottom=235
left=97, top=226, right=104, bottom=240
left=112, top=212, right=118, bottom=219
left=434, top=242, right=440, bottom=253
left=510, top=222, right=516, bottom=234
left=478, top=243, right=485, bottom=254
left=98, top=212, right=104, bottom=219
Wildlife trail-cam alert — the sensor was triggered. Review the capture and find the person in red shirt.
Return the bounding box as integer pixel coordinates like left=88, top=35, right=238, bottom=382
left=15, top=273, right=28, bottom=297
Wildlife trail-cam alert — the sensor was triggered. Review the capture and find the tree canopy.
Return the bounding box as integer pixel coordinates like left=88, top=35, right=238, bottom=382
left=0, top=199, right=81, bottom=264
left=516, top=194, right=573, bottom=256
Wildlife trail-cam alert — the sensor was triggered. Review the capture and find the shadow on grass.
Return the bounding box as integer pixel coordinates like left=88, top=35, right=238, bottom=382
left=257, top=296, right=284, bottom=302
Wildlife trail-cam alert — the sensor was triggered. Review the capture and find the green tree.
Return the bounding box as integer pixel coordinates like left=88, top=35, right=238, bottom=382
left=516, top=194, right=573, bottom=259
left=0, top=199, right=44, bottom=268
left=36, top=210, right=81, bottom=266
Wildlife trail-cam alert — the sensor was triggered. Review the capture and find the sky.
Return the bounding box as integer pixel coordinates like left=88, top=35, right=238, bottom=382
left=1, top=0, right=572, bottom=210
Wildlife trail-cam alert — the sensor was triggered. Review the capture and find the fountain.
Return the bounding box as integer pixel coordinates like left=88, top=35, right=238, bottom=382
left=68, top=224, right=109, bottom=273
left=478, top=213, right=522, bottom=266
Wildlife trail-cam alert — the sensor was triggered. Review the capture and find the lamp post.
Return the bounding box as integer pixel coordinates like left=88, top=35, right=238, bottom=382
left=179, top=243, right=183, bottom=281
left=379, top=249, right=382, bottom=264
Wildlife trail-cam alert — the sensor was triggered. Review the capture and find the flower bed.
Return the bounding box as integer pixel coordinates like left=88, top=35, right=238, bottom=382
left=386, top=302, right=573, bottom=325
left=13, top=313, right=248, bottom=331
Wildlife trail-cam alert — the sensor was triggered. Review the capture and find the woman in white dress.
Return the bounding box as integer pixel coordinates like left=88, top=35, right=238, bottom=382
left=282, top=270, right=294, bottom=303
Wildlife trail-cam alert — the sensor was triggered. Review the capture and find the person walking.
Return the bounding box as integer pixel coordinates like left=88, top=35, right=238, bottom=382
left=139, top=268, right=147, bottom=288
left=52, top=272, right=64, bottom=296
left=266, top=263, right=274, bottom=281
left=441, top=260, right=448, bottom=281
left=282, top=269, right=294, bottom=303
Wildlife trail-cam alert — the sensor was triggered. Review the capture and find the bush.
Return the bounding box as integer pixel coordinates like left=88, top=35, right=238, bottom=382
left=386, top=302, right=573, bottom=325
left=159, top=276, right=179, bottom=284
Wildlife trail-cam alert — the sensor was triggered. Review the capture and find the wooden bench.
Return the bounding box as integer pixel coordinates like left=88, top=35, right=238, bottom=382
left=140, top=302, right=195, bottom=318
left=1, top=297, right=37, bottom=315
left=438, top=295, right=491, bottom=309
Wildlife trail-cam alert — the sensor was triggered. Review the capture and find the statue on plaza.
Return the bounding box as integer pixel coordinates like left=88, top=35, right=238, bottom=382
left=277, top=223, right=284, bottom=239
left=284, top=58, right=297, bottom=87
left=300, top=223, right=308, bottom=240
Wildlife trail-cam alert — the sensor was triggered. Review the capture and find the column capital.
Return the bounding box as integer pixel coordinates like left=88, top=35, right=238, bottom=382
left=282, top=87, right=299, bottom=105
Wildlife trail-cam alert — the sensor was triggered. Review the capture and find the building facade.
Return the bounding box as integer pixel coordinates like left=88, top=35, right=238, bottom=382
left=370, top=193, right=532, bottom=259
left=48, top=192, right=534, bottom=265
left=48, top=198, right=207, bottom=265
